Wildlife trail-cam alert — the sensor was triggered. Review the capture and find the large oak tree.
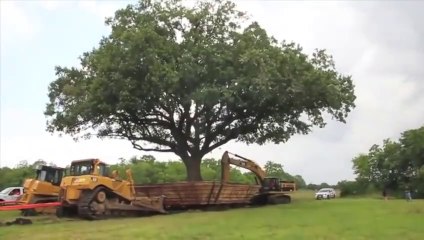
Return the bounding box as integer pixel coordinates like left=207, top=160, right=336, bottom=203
left=45, top=0, right=356, bottom=181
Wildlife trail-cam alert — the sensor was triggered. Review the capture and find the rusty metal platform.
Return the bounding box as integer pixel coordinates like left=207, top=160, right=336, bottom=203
left=134, top=181, right=261, bottom=209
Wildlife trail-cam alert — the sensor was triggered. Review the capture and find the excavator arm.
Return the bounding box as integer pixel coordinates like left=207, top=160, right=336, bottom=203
left=221, top=151, right=295, bottom=205
left=221, top=151, right=267, bottom=184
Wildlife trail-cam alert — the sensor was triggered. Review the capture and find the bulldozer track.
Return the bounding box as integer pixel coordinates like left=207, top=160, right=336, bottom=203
left=77, top=187, right=102, bottom=220
left=76, top=187, right=161, bottom=220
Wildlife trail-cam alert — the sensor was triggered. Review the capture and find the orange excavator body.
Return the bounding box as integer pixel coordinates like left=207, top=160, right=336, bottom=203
left=221, top=151, right=295, bottom=204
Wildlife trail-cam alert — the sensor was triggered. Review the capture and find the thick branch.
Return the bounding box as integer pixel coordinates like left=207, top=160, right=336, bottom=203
left=132, top=143, right=175, bottom=152
left=193, top=104, right=201, bottom=145
left=115, top=114, right=178, bottom=151
left=178, top=102, right=191, bottom=130
left=202, top=114, right=237, bottom=151
left=200, top=127, right=239, bottom=155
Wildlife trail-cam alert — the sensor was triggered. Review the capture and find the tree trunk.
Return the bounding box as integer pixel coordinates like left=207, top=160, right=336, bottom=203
left=184, top=158, right=203, bottom=181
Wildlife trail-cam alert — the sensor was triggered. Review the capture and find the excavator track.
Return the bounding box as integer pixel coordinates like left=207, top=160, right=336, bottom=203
left=250, top=193, right=291, bottom=205
left=267, top=194, right=291, bottom=204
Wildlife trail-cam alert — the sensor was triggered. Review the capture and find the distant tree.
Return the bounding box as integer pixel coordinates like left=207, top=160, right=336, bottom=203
left=264, top=161, right=285, bottom=176
left=293, top=175, right=306, bottom=189
left=307, top=183, right=319, bottom=190
left=0, top=163, right=33, bottom=188
left=48, top=162, right=58, bottom=167
left=118, top=157, right=128, bottom=166
left=319, top=182, right=330, bottom=188
left=44, top=0, right=356, bottom=181
left=129, top=156, right=138, bottom=165
left=140, top=155, right=156, bottom=162
left=352, top=154, right=372, bottom=182
left=16, top=160, right=28, bottom=168
left=31, top=159, right=48, bottom=169
left=349, top=125, right=424, bottom=198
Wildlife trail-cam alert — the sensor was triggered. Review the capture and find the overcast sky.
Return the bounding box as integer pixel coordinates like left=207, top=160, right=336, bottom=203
left=1, top=1, right=423, bottom=185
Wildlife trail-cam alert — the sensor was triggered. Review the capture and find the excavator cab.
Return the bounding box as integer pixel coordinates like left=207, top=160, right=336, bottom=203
left=261, top=177, right=282, bottom=192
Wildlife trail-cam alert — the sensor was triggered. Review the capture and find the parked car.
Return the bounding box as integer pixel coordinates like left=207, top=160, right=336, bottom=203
left=315, top=188, right=336, bottom=200
left=0, top=187, right=24, bottom=202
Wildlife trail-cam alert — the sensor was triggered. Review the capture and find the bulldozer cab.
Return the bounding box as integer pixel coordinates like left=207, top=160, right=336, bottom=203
left=261, top=177, right=282, bottom=192
left=69, top=159, right=109, bottom=177
left=35, top=165, right=65, bottom=186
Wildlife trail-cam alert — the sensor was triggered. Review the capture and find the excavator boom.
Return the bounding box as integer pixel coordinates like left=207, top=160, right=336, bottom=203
left=221, top=151, right=267, bottom=184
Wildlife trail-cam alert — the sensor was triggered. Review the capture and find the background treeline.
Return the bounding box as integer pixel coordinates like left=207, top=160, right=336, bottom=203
left=0, top=157, right=312, bottom=190
left=6, top=122, right=420, bottom=198
left=338, top=125, right=424, bottom=199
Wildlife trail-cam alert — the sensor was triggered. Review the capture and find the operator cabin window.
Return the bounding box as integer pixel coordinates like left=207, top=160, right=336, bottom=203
left=53, top=170, right=60, bottom=185
left=38, top=170, right=47, bottom=181
left=71, top=164, right=92, bottom=175
left=97, top=164, right=108, bottom=176
left=46, top=170, right=55, bottom=182
left=80, top=165, right=90, bottom=175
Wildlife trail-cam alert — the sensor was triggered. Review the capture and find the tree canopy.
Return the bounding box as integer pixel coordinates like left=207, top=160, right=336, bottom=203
left=44, top=0, right=356, bottom=180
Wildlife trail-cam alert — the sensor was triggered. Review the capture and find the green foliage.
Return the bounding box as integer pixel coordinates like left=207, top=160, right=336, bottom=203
left=0, top=160, right=48, bottom=190
left=347, top=125, right=424, bottom=198
left=112, top=156, right=306, bottom=185
left=306, top=183, right=336, bottom=191
left=0, top=167, right=32, bottom=190
left=44, top=0, right=356, bottom=181
left=337, top=180, right=378, bottom=197
left=264, top=161, right=306, bottom=188
left=0, top=156, right=305, bottom=189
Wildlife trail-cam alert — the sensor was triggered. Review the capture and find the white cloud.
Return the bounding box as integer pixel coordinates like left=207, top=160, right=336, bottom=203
left=37, top=1, right=71, bottom=11
left=0, top=1, right=41, bottom=42
left=0, top=134, right=132, bottom=168
left=77, top=0, right=129, bottom=22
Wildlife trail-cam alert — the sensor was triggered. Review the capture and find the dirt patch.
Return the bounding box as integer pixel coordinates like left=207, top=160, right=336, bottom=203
left=0, top=217, right=32, bottom=226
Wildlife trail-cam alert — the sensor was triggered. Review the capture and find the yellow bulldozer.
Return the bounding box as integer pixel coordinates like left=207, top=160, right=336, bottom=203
left=221, top=151, right=296, bottom=204
left=18, top=165, right=65, bottom=216
left=56, top=158, right=166, bottom=220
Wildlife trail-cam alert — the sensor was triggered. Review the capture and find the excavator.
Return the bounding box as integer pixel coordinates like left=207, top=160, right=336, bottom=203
left=221, top=151, right=296, bottom=205
left=56, top=158, right=166, bottom=220
left=19, top=165, right=65, bottom=216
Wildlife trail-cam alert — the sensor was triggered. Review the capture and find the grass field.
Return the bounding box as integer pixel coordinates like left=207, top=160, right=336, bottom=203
left=0, top=191, right=423, bottom=240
